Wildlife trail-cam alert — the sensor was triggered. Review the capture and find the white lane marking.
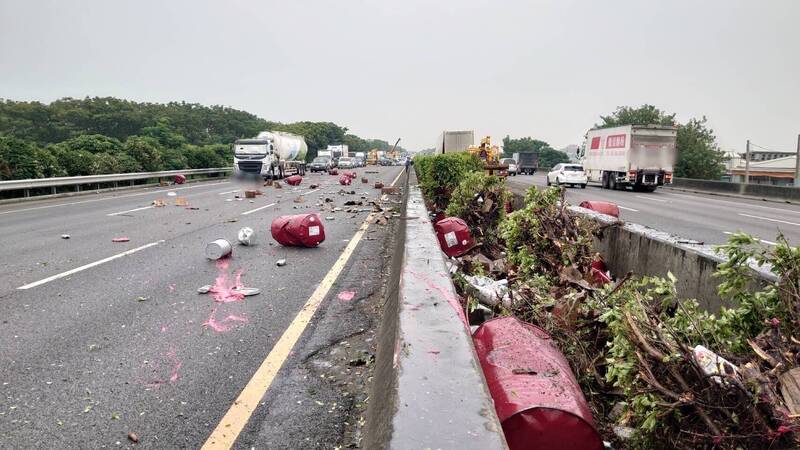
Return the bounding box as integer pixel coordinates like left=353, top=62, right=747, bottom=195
left=17, top=240, right=164, bottom=290
left=723, top=231, right=777, bottom=246
left=738, top=213, right=800, bottom=227
left=635, top=195, right=666, bottom=202
left=217, top=189, right=240, bottom=195
left=106, top=205, right=155, bottom=216
left=241, top=203, right=276, bottom=216
left=0, top=181, right=230, bottom=216
left=390, top=168, right=404, bottom=186
left=304, top=188, right=321, bottom=195
left=618, top=205, right=639, bottom=212
left=666, top=192, right=800, bottom=215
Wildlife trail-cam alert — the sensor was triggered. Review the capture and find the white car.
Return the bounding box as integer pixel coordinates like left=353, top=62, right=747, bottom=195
left=546, top=163, right=587, bottom=188
left=500, top=158, right=518, bottom=176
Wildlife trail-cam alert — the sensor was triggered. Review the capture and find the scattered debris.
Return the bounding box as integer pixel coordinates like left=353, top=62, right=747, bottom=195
left=232, top=287, right=261, bottom=297
left=205, top=239, right=233, bottom=260
left=273, top=181, right=282, bottom=189
left=285, top=175, right=303, bottom=186
left=61, top=234, right=70, bottom=239
left=197, top=285, right=212, bottom=294
left=337, top=291, right=356, bottom=302
left=361, top=177, right=368, bottom=184
left=381, top=186, right=399, bottom=195
left=310, top=184, right=319, bottom=189
left=152, top=199, right=166, bottom=207
left=326, top=216, right=335, bottom=220
left=463, top=274, right=509, bottom=308
left=167, top=192, right=177, bottom=197
left=135, top=296, right=149, bottom=302
left=244, top=190, right=257, bottom=199
left=293, top=196, right=305, bottom=203
left=174, top=197, right=189, bottom=206
left=237, top=227, right=256, bottom=246
left=225, top=218, right=238, bottom=223
left=374, top=181, right=384, bottom=189
left=111, top=237, right=130, bottom=243
left=276, top=259, right=287, bottom=267
left=127, top=432, right=139, bottom=443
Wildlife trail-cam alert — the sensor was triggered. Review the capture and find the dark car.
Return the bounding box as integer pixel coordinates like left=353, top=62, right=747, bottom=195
left=309, top=156, right=332, bottom=172
left=378, top=157, right=394, bottom=166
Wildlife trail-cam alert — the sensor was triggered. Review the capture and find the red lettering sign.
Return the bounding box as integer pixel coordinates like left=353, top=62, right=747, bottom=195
left=590, top=137, right=601, bottom=150
left=606, top=134, right=626, bottom=149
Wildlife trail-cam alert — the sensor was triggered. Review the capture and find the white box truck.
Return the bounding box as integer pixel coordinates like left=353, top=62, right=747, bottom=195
left=581, top=125, right=677, bottom=192
left=327, top=145, right=349, bottom=158
left=436, top=130, right=475, bottom=154
left=233, top=131, right=307, bottom=179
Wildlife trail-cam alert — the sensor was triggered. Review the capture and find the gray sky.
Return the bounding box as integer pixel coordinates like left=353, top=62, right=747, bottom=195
left=1, top=0, right=799, bottom=153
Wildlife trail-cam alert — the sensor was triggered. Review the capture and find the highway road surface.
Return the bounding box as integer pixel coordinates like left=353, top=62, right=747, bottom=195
left=507, top=173, right=800, bottom=247
left=0, top=165, right=406, bottom=449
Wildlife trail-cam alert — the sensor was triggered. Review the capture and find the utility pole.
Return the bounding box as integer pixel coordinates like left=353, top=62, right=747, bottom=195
left=795, top=134, right=800, bottom=186
left=744, top=139, right=751, bottom=184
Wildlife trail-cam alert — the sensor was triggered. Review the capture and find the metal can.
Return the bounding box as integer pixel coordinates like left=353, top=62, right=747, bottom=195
left=206, top=238, right=232, bottom=260
left=237, top=227, right=256, bottom=246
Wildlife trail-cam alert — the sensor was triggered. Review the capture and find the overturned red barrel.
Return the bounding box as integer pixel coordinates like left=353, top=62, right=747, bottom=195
left=270, top=213, right=325, bottom=247
left=590, top=258, right=612, bottom=285
left=473, top=317, right=603, bottom=450
left=285, top=175, right=302, bottom=186
left=174, top=174, right=186, bottom=184
left=346, top=171, right=358, bottom=179
left=579, top=200, right=619, bottom=218
left=339, top=175, right=352, bottom=185
left=434, top=217, right=475, bottom=258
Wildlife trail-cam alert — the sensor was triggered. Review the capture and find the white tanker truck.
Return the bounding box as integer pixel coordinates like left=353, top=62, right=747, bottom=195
left=233, top=131, right=308, bottom=179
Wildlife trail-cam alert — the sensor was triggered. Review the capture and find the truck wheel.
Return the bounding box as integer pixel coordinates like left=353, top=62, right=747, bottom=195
left=546, top=177, right=550, bottom=186
left=581, top=184, right=587, bottom=189
left=609, top=175, right=617, bottom=190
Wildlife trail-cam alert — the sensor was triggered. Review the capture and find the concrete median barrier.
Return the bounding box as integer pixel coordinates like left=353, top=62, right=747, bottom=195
left=365, top=176, right=507, bottom=449
left=671, top=177, right=800, bottom=203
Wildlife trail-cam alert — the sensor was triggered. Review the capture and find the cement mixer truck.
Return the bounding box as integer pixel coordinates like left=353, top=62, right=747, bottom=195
left=233, top=131, right=308, bottom=179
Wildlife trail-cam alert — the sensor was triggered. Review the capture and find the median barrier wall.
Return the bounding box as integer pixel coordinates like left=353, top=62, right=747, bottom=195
left=365, top=173, right=507, bottom=449
left=671, top=177, right=800, bottom=202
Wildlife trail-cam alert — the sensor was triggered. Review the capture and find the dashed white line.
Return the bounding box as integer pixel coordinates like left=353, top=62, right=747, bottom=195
left=217, top=189, right=241, bottom=196
left=665, top=192, right=800, bottom=215
left=106, top=205, right=155, bottom=216
left=241, top=203, right=277, bottom=216
left=0, top=181, right=230, bottom=216
left=618, top=205, right=639, bottom=212
left=635, top=195, right=666, bottom=203
left=738, top=213, right=800, bottom=227
left=723, top=231, right=777, bottom=246
left=17, top=240, right=165, bottom=290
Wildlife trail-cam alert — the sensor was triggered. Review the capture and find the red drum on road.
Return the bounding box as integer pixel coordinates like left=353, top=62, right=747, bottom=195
left=270, top=213, right=325, bottom=247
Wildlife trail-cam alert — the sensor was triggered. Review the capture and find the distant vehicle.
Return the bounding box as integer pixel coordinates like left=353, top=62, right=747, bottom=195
left=500, top=158, right=518, bottom=175
left=233, top=131, right=307, bottom=179
left=436, top=130, right=475, bottom=153
left=309, top=156, right=332, bottom=172
left=354, top=157, right=365, bottom=167
left=338, top=157, right=356, bottom=169
left=580, top=125, right=677, bottom=192
left=513, top=152, right=539, bottom=175
left=546, top=163, right=587, bottom=188
left=379, top=157, right=394, bottom=166
left=327, top=144, right=349, bottom=159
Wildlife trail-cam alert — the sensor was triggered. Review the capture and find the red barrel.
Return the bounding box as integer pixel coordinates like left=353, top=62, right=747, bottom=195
left=329, top=169, right=339, bottom=175
left=433, top=217, right=475, bottom=258
left=270, top=213, right=326, bottom=247
left=339, top=175, right=352, bottom=185
left=174, top=174, right=186, bottom=184
left=473, top=317, right=603, bottom=450
left=346, top=171, right=358, bottom=179
left=579, top=201, right=619, bottom=218
left=285, top=175, right=302, bottom=186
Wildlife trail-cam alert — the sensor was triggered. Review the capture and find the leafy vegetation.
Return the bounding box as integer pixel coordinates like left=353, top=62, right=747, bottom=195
left=596, top=104, right=726, bottom=180
left=0, top=96, right=398, bottom=180
left=445, top=172, right=510, bottom=251
left=413, top=152, right=483, bottom=211
left=502, top=135, right=571, bottom=170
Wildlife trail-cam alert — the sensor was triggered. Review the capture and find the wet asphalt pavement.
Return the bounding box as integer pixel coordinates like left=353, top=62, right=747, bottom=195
left=0, top=165, right=405, bottom=449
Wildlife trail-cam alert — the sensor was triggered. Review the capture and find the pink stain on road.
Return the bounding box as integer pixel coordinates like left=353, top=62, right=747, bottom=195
left=143, top=348, right=182, bottom=388
left=204, top=307, right=248, bottom=333
left=337, top=290, right=356, bottom=302
left=406, top=269, right=469, bottom=331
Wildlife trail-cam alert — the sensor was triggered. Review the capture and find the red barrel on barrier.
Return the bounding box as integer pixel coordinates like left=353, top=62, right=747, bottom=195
left=285, top=175, right=302, bottom=186
left=339, top=175, right=352, bottom=185
left=434, top=217, right=475, bottom=258
left=473, top=317, right=603, bottom=450
left=579, top=201, right=619, bottom=218
left=174, top=174, right=186, bottom=184
left=270, top=213, right=325, bottom=247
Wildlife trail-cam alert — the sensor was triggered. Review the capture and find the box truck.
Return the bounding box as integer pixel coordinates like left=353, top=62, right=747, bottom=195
left=581, top=125, right=677, bottom=192
left=233, top=131, right=307, bottom=179
left=436, top=130, right=475, bottom=154
left=512, top=152, right=540, bottom=175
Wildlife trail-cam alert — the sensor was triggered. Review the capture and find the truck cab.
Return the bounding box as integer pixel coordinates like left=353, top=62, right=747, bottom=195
left=233, top=131, right=307, bottom=180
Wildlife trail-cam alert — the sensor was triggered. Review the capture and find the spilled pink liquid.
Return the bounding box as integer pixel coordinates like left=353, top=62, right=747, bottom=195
left=337, top=290, right=356, bottom=302
left=203, top=259, right=249, bottom=332
left=144, top=348, right=182, bottom=388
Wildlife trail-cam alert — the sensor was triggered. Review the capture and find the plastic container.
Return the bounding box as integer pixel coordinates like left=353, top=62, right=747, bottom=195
left=174, top=174, right=186, bottom=184
left=473, top=317, right=603, bottom=450
left=285, top=175, right=302, bottom=186
left=271, top=213, right=326, bottom=247
left=578, top=201, right=619, bottom=218
left=206, top=238, right=232, bottom=260
left=434, top=217, right=475, bottom=257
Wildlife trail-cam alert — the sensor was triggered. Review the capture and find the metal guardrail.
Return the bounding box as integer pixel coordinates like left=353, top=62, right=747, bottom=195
left=0, top=168, right=233, bottom=201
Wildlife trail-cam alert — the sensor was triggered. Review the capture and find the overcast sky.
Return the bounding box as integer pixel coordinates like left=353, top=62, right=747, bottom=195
left=1, top=0, right=799, bottom=153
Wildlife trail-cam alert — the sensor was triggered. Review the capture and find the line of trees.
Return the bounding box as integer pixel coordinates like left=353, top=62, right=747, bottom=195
left=0, top=97, right=401, bottom=180
left=501, top=136, right=571, bottom=169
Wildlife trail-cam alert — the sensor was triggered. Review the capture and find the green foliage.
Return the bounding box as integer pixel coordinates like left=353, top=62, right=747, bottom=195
left=502, top=135, right=549, bottom=157
left=445, top=172, right=510, bottom=248
left=54, top=134, right=123, bottom=154
left=596, top=104, right=677, bottom=128
left=414, top=152, right=484, bottom=211
left=91, top=152, right=122, bottom=174
left=185, top=145, right=227, bottom=169
left=141, top=118, right=187, bottom=148
left=539, top=147, right=571, bottom=170
left=0, top=135, right=62, bottom=179
left=123, top=136, right=163, bottom=172
left=52, top=145, right=97, bottom=176
left=674, top=117, right=725, bottom=179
